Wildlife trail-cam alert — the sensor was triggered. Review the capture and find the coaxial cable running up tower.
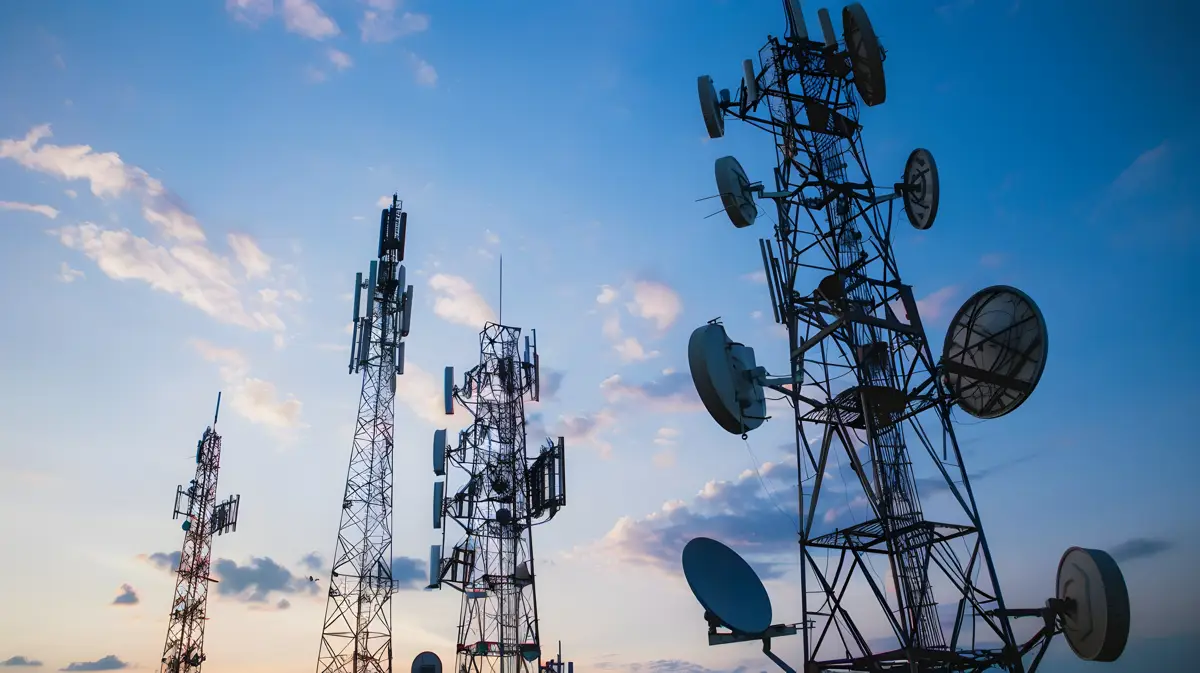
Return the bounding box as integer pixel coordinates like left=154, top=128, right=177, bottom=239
left=315, top=194, right=415, bottom=673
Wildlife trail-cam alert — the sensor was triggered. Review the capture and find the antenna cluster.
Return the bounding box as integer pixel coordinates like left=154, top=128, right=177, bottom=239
left=427, top=320, right=567, bottom=673
left=159, top=393, right=242, bottom=673
left=681, top=2, right=1129, bottom=672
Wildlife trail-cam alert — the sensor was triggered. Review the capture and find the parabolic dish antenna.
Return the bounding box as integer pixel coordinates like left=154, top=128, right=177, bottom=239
left=1056, top=547, right=1130, bottom=662
left=714, top=156, right=757, bottom=229
left=698, top=75, right=725, bottom=139
left=902, top=148, right=939, bottom=230
left=682, top=537, right=772, bottom=635
left=942, top=285, right=1048, bottom=419
left=843, top=3, right=886, bottom=107
left=411, top=651, right=443, bottom=673
left=688, top=322, right=766, bottom=435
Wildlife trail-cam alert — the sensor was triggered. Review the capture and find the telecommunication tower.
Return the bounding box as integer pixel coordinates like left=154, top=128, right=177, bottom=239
left=316, top=194, right=415, bottom=673
left=427, top=320, right=567, bottom=673
left=159, top=392, right=241, bottom=673
left=680, top=2, right=1131, bottom=672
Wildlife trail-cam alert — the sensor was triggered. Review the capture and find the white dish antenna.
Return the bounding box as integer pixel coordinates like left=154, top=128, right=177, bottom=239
left=698, top=75, right=725, bottom=139
left=682, top=537, right=772, bottom=635
left=902, top=148, right=940, bottom=230
left=843, top=3, right=886, bottom=107
left=411, top=652, right=443, bottom=673
left=942, top=285, right=1048, bottom=419
left=714, top=156, right=758, bottom=229
left=1056, top=547, right=1130, bottom=662
left=688, top=322, right=766, bottom=435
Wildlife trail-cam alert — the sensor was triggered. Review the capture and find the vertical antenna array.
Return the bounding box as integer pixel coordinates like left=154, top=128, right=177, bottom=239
left=317, top=194, right=415, bottom=673
left=428, top=320, right=567, bottom=673
left=680, top=2, right=1131, bottom=672
left=159, top=392, right=241, bottom=673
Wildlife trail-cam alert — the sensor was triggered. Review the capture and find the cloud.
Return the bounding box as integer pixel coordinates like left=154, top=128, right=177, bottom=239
left=281, top=0, right=339, bottom=40
left=653, top=427, right=679, bottom=447
left=593, top=661, right=738, bottom=673
left=226, top=0, right=274, bottom=25
left=327, top=48, right=353, bottom=70
left=299, top=552, right=323, bottom=572
left=550, top=410, right=616, bottom=458
left=226, top=232, right=272, bottom=279
left=484, top=229, right=500, bottom=245
left=145, top=551, right=181, bottom=571
left=613, top=336, right=659, bottom=362
left=390, top=556, right=427, bottom=589
left=213, top=556, right=320, bottom=603
left=57, top=261, right=83, bottom=283
left=0, top=200, right=59, bottom=219
left=538, top=367, right=565, bottom=401
left=190, top=339, right=304, bottom=430
left=277, top=598, right=292, bottom=610
left=1110, top=141, right=1171, bottom=199
left=360, top=0, right=431, bottom=43
left=64, top=189, right=77, bottom=199
left=407, top=52, right=438, bottom=87
left=1, top=658, right=43, bottom=667
left=395, top=362, right=469, bottom=429
left=1108, top=537, right=1173, bottom=564
left=742, top=270, right=767, bottom=284
left=60, top=657, right=127, bottom=672
left=891, top=285, right=959, bottom=323
left=111, top=584, right=138, bottom=606
left=626, top=281, right=683, bottom=331
left=596, top=285, right=618, bottom=304
left=600, top=372, right=702, bottom=413
left=428, top=273, right=495, bottom=328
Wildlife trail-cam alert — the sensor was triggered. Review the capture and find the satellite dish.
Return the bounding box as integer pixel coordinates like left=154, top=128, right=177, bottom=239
left=942, top=286, right=1048, bottom=419
left=1056, top=547, right=1130, bottom=662
left=698, top=75, right=725, bottom=139
left=411, top=651, right=442, bottom=673
left=842, top=3, right=886, bottom=107
left=902, top=148, right=939, bottom=231
left=681, top=537, right=772, bottom=635
left=688, top=323, right=766, bottom=435
left=714, top=156, right=758, bottom=229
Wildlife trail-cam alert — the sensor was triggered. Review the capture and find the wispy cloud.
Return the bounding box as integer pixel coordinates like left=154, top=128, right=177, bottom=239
left=190, top=339, right=304, bottom=431
left=1, top=657, right=43, bottom=667
left=281, top=0, right=339, bottom=40
left=626, top=280, right=683, bottom=331
left=60, top=657, right=127, bottom=672
left=225, top=0, right=274, bottom=26
left=111, top=584, right=138, bottom=606
left=407, top=52, right=438, bottom=87
left=0, top=200, right=59, bottom=219
left=596, top=285, right=617, bottom=305
left=600, top=372, right=703, bottom=413
left=359, top=0, right=430, bottom=43
left=551, top=410, right=616, bottom=458
left=1108, top=537, right=1173, bottom=564
left=57, top=261, right=83, bottom=283
left=428, top=273, right=495, bottom=328
left=327, top=47, right=354, bottom=70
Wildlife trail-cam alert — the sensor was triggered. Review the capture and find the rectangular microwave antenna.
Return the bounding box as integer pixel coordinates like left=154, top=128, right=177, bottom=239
left=365, top=260, right=378, bottom=323
left=787, top=0, right=809, bottom=40
left=443, top=366, right=455, bottom=415
left=396, top=265, right=406, bottom=301
left=358, top=317, right=371, bottom=366
left=377, top=208, right=390, bottom=259
left=427, top=544, right=442, bottom=589
left=759, top=239, right=782, bottom=324
left=433, top=429, right=447, bottom=476
left=401, top=285, right=414, bottom=337
left=817, top=7, right=837, bottom=46
left=432, top=480, right=444, bottom=529
left=351, top=272, right=363, bottom=323
left=396, top=211, right=408, bottom=261
left=396, top=342, right=406, bottom=375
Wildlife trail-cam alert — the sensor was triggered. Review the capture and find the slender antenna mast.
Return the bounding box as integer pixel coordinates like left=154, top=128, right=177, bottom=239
left=499, top=255, right=504, bottom=326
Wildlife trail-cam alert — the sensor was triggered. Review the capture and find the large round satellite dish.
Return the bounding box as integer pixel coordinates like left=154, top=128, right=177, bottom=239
left=682, top=537, right=772, bottom=635
left=688, top=323, right=766, bottom=435
left=714, top=156, right=757, bottom=229
left=842, top=3, right=886, bottom=107
left=942, top=285, right=1048, bottom=419
left=698, top=75, right=725, bottom=139
left=1057, top=547, right=1130, bottom=663
left=411, top=652, right=442, bottom=673
left=902, top=148, right=939, bottom=231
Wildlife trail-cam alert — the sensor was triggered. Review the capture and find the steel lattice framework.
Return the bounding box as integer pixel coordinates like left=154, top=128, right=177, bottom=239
left=316, top=195, right=414, bottom=673
left=707, top=5, right=1050, bottom=672
left=159, top=393, right=240, bottom=673
left=432, top=322, right=567, bottom=673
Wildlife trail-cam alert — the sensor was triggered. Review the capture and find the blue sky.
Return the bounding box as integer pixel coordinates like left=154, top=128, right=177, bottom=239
left=0, top=1, right=1197, bottom=672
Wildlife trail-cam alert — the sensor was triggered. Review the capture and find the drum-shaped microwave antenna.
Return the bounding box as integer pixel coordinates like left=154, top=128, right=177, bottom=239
left=411, top=652, right=443, bottom=673
left=688, top=322, right=766, bottom=435
left=902, top=148, right=939, bottom=231
left=682, top=537, right=772, bottom=635
left=714, top=156, right=758, bottom=229
left=1056, top=547, right=1130, bottom=663
left=698, top=75, right=725, bottom=139
left=843, top=3, right=886, bottom=107
left=942, top=285, right=1048, bottom=419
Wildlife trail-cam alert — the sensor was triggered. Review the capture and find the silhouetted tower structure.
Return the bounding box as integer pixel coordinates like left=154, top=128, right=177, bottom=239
left=428, top=322, right=567, bottom=673
left=316, top=194, right=414, bottom=673
left=159, top=392, right=241, bottom=673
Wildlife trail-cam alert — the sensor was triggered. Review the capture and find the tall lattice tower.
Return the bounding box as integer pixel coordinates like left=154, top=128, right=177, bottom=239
left=679, top=2, right=1130, bottom=671
left=428, top=322, right=567, bottom=673
left=159, top=392, right=241, bottom=673
left=316, top=194, right=415, bottom=673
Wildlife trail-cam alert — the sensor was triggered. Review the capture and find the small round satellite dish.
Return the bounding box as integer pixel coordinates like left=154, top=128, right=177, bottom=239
left=842, top=3, right=886, bottom=107
left=714, top=156, right=757, bottom=229
left=681, top=537, right=772, bottom=635
left=411, top=651, right=442, bottom=673
left=1057, top=547, right=1130, bottom=662
left=181, top=520, right=191, bottom=532
left=698, top=75, right=725, bottom=139
left=942, top=285, right=1048, bottom=419
left=902, top=148, right=939, bottom=231
left=496, top=508, right=513, bottom=525
left=688, top=323, right=766, bottom=435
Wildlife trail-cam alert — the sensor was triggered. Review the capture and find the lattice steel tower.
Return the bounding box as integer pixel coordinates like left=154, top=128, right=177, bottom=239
left=316, top=195, right=415, bottom=673
left=681, top=2, right=1128, bottom=671
left=428, top=322, right=567, bottom=673
left=159, top=392, right=241, bottom=673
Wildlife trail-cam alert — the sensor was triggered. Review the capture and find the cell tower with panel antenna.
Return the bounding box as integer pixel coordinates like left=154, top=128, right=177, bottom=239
left=315, top=194, right=415, bottom=673
left=426, top=313, right=567, bottom=673
left=159, top=392, right=241, bottom=673
left=680, top=2, right=1131, bottom=671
